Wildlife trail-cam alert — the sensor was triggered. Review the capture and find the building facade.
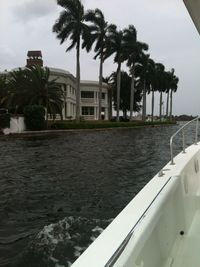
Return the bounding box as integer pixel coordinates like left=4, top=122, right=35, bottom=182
left=49, top=68, right=109, bottom=120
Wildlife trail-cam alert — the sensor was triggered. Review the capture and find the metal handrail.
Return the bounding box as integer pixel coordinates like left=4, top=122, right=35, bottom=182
left=170, top=116, right=199, bottom=165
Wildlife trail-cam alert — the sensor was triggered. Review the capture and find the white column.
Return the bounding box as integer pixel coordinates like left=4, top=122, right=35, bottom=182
left=62, top=103, right=65, bottom=119
left=71, top=103, right=73, bottom=117
left=96, top=107, right=98, bottom=120
left=105, top=108, right=108, bottom=120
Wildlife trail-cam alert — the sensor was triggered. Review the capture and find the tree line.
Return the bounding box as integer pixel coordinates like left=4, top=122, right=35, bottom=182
left=52, top=0, right=179, bottom=122
left=0, top=0, right=179, bottom=123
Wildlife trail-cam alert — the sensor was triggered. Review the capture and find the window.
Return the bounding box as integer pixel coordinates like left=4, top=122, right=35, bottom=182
left=102, top=93, right=105, bottom=99
left=82, top=107, right=94, bottom=115
left=81, top=91, right=94, bottom=98
left=65, top=103, right=67, bottom=117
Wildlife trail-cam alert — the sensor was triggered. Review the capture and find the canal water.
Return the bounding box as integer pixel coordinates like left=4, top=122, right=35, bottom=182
left=0, top=123, right=196, bottom=266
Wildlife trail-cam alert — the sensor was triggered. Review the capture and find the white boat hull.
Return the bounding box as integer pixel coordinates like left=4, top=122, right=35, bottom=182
left=72, top=142, right=200, bottom=267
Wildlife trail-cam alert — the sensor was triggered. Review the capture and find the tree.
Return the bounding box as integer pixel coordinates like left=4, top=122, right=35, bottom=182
left=104, top=26, right=126, bottom=122
left=103, top=75, right=113, bottom=120
left=165, top=69, right=176, bottom=119
left=128, top=42, right=149, bottom=121
left=153, top=63, right=165, bottom=121
left=169, top=71, right=179, bottom=121
left=53, top=0, right=92, bottom=122
left=7, top=68, right=30, bottom=113
left=25, top=66, right=64, bottom=119
left=123, top=25, right=149, bottom=120
left=135, top=54, right=154, bottom=121
left=8, top=66, right=64, bottom=118
left=145, top=58, right=155, bottom=122
left=85, top=9, right=116, bottom=120
left=111, top=71, right=142, bottom=118
left=0, top=75, right=9, bottom=109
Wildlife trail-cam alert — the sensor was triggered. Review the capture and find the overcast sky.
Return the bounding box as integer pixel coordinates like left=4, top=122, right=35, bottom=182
left=0, top=0, right=200, bottom=116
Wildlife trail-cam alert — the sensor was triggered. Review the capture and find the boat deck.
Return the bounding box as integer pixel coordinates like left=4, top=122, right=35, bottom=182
left=166, top=210, right=200, bottom=267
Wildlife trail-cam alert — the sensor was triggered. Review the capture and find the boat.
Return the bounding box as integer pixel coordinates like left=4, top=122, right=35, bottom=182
left=71, top=2, right=200, bottom=267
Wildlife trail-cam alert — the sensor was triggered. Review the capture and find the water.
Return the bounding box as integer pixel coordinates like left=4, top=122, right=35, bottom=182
left=0, top=123, right=197, bottom=266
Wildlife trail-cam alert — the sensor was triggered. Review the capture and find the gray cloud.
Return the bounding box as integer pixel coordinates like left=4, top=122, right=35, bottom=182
left=12, top=0, right=57, bottom=23
left=0, top=46, right=18, bottom=71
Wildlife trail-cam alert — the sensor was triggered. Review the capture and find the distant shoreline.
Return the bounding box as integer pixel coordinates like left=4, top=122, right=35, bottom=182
left=0, top=121, right=177, bottom=137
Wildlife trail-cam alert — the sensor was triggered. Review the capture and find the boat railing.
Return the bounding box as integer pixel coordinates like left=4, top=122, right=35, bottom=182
left=170, top=116, right=199, bottom=165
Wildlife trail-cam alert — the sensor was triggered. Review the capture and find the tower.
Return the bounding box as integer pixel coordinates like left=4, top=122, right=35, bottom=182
left=26, top=50, right=43, bottom=67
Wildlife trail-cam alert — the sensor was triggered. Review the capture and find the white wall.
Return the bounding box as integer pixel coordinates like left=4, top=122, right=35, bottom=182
left=3, top=116, right=26, bottom=134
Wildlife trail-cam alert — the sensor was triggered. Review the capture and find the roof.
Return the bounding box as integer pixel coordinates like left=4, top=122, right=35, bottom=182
left=27, top=51, right=42, bottom=57
left=81, top=80, right=108, bottom=87
left=49, top=67, right=71, bottom=76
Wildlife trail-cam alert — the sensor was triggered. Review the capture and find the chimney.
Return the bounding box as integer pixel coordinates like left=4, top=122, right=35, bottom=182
left=26, top=50, right=43, bottom=67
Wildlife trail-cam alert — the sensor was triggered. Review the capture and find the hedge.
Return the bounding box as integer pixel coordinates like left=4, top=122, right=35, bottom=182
left=24, top=105, right=45, bottom=131
left=50, top=120, right=176, bottom=130
left=0, top=113, right=10, bottom=129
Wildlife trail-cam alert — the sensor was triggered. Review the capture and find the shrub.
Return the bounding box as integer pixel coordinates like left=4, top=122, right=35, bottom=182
left=0, top=113, right=10, bottom=129
left=24, top=105, right=45, bottom=130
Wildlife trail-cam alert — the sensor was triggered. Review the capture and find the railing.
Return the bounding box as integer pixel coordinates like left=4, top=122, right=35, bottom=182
left=170, top=116, right=199, bottom=165
left=81, top=98, right=95, bottom=103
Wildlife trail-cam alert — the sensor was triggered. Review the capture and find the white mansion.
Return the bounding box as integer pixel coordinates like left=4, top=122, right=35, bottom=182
left=1, top=51, right=109, bottom=121
left=50, top=67, right=109, bottom=121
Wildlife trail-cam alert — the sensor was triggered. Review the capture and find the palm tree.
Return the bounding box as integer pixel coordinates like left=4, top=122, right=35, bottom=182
left=25, top=66, right=64, bottom=118
left=165, top=69, right=176, bottom=119
left=154, top=63, right=165, bottom=121
left=104, top=26, right=125, bottom=122
left=8, top=67, right=64, bottom=118
left=123, top=25, right=149, bottom=120
left=7, top=68, right=29, bottom=113
left=103, top=75, right=113, bottom=120
left=129, top=43, right=149, bottom=120
left=145, top=59, right=156, bottom=122
left=84, top=9, right=116, bottom=120
left=135, top=54, right=152, bottom=121
left=169, top=71, right=179, bottom=121
left=53, top=0, right=92, bottom=122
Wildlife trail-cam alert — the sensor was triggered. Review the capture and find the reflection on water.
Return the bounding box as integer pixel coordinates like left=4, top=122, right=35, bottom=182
left=0, top=122, right=197, bottom=266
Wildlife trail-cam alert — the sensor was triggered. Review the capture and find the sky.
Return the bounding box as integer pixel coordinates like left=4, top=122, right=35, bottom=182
left=0, top=0, right=200, bottom=116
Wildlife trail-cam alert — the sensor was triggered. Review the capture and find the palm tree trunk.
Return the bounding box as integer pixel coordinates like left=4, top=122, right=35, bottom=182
left=151, top=87, right=154, bottom=122
left=98, top=52, right=103, bottom=120
left=130, top=67, right=135, bottom=121
left=116, top=62, right=121, bottom=122
left=159, top=91, right=162, bottom=121
left=142, top=79, right=146, bottom=121
left=170, top=89, right=173, bottom=121
left=166, top=91, right=169, bottom=119
left=76, top=39, right=81, bottom=122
